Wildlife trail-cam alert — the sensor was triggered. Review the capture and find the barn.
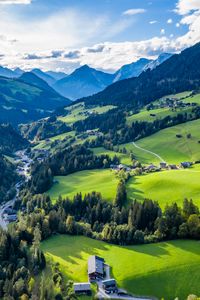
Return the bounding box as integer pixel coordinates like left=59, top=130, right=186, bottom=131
left=88, top=255, right=104, bottom=281
left=73, top=283, right=91, bottom=295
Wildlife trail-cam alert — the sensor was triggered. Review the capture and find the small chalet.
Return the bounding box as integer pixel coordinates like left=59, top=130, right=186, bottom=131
left=181, top=162, right=192, bottom=169
left=160, top=162, right=167, bottom=169
left=145, top=164, right=157, bottom=172
left=102, top=279, right=118, bottom=293
left=73, top=283, right=91, bottom=296
left=88, top=256, right=104, bottom=281
left=169, top=164, right=178, bottom=170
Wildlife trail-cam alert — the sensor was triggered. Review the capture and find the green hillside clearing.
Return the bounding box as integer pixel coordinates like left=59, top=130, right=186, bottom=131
left=127, top=164, right=200, bottom=208
left=48, top=169, right=118, bottom=202
left=58, top=103, right=115, bottom=125
left=120, top=118, right=200, bottom=164
left=41, top=235, right=200, bottom=300
left=126, top=107, right=191, bottom=125
left=92, top=147, right=132, bottom=165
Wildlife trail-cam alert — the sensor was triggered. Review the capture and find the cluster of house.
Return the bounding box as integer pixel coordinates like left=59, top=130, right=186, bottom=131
left=73, top=255, right=118, bottom=296
left=111, top=161, right=193, bottom=174
left=110, top=164, right=132, bottom=172
left=160, top=97, right=197, bottom=109
left=144, top=161, right=193, bottom=172
left=86, top=129, right=102, bottom=137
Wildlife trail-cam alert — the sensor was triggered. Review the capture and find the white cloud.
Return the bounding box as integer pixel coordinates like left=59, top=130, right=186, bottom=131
left=175, top=0, right=200, bottom=15
left=174, top=0, right=200, bottom=48
left=176, top=22, right=180, bottom=27
left=1, top=0, right=200, bottom=73
left=160, top=28, right=165, bottom=35
left=167, top=18, right=173, bottom=24
left=149, top=20, right=157, bottom=24
left=123, top=8, right=146, bottom=16
left=0, top=0, right=31, bottom=4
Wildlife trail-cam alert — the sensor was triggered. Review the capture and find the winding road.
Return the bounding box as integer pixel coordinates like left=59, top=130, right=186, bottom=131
left=132, top=142, right=166, bottom=163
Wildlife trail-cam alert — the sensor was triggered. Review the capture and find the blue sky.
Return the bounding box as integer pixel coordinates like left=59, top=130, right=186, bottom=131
left=0, top=0, right=199, bottom=72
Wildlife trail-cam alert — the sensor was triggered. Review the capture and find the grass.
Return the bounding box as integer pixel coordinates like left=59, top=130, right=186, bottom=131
left=120, top=118, right=200, bottom=164
left=126, top=107, right=191, bottom=126
left=58, top=103, right=115, bottom=125
left=48, top=169, right=118, bottom=202
left=160, top=91, right=192, bottom=101
left=41, top=235, right=200, bottom=300
left=92, top=147, right=132, bottom=165
left=126, top=164, right=200, bottom=208
left=182, top=93, right=200, bottom=105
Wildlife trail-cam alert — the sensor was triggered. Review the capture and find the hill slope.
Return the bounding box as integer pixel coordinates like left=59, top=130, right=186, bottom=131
left=31, top=68, right=56, bottom=86
left=20, top=72, right=54, bottom=91
left=42, top=235, right=200, bottom=300
left=81, top=43, right=200, bottom=107
left=0, top=76, right=71, bottom=125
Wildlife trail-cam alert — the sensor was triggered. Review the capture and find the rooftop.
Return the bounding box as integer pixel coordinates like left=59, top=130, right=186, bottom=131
left=88, top=255, right=104, bottom=275
left=73, top=283, right=91, bottom=292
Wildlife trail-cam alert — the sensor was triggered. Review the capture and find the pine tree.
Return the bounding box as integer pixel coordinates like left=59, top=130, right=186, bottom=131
left=114, top=181, right=127, bottom=208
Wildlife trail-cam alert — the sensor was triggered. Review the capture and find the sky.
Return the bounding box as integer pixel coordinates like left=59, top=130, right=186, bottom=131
left=0, top=0, right=200, bottom=73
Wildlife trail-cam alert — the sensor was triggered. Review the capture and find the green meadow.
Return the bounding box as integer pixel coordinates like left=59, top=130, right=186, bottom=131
left=41, top=235, right=200, bottom=300
left=127, top=164, right=200, bottom=208
left=48, top=169, right=118, bottom=202
left=58, top=104, right=115, bottom=125
left=126, top=107, right=191, bottom=125
left=92, top=147, right=132, bottom=165
left=121, top=118, right=200, bottom=164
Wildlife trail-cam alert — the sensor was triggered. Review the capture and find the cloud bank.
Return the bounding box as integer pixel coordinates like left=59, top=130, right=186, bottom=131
left=0, top=0, right=200, bottom=73
left=0, top=0, right=31, bottom=4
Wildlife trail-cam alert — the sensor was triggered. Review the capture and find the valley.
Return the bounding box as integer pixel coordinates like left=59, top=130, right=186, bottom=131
left=1, top=41, right=200, bottom=300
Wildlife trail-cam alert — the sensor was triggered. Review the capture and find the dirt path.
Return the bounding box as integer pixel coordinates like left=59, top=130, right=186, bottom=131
left=132, top=142, right=166, bottom=163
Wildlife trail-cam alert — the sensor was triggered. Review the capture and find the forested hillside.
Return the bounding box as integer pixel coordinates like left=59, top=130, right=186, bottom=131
left=0, top=156, right=17, bottom=203
left=0, top=76, right=71, bottom=125
left=0, top=124, right=28, bottom=154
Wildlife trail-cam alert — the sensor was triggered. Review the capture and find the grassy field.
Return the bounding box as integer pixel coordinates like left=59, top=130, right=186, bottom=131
left=92, top=147, right=132, bottom=165
left=120, top=119, right=200, bottom=164
left=127, top=164, right=200, bottom=208
left=48, top=169, right=118, bottom=202
left=159, top=91, right=192, bottom=101
left=58, top=103, right=115, bottom=125
left=126, top=107, right=191, bottom=126
left=41, top=235, right=200, bottom=300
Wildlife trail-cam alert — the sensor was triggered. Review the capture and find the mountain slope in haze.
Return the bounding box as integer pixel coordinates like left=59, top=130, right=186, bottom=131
left=144, top=53, right=172, bottom=70
left=0, top=66, right=20, bottom=78
left=14, top=68, right=24, bottom=76
left=46, top=70, right=67, bottom=81
left=53, top=65, right=115, bottom=100
left=31, top=68, right=56, bottom=86
left=20, top=72, right=54, bottom=92
left=113, top=58, right=152, bottom=82
left=80, top=43, right=200, bottom=108
left=0, top=76, right=71, bottom=125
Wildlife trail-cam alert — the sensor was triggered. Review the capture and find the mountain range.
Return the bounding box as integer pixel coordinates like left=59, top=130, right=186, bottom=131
left=80, top=43, right=200, bottom=108
left=53, top=65, right=115, bottom=100
left=0, top=53, right=172, bottom=101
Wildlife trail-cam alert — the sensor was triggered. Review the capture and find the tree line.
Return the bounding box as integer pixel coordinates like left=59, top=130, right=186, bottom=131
left=19, top=190, right=200, bottom=246
left=29, top=144, right=119, bottom=194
